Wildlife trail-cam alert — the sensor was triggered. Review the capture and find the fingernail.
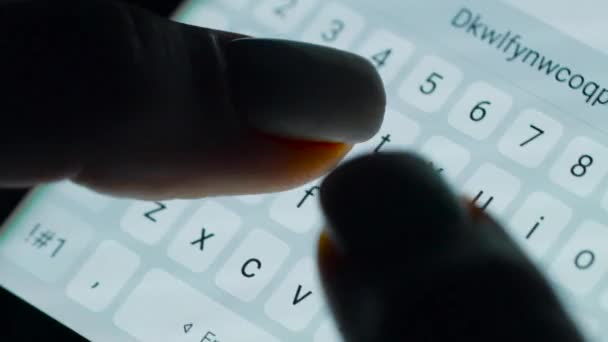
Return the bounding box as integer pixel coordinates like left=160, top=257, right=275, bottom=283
left=320, top=152, right=466, bottom=257
left=225, top=38, right=386, bottom=143
left=318, top=230, right=345, bottom=271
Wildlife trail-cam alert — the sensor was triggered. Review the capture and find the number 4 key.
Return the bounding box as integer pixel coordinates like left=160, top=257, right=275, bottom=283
left=357, top=29, right=415, bottom=85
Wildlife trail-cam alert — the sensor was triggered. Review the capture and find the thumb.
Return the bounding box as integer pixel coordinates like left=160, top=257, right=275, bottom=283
left=0, top=0, right=384, bottom=199
left=318, top=153, right=583, bottom=341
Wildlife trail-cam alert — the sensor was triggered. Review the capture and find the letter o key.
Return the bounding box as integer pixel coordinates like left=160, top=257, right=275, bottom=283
left=574, top=250, right=595, bottom=270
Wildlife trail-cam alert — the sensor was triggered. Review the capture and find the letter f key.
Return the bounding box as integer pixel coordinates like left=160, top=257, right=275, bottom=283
left=297, top=186, right=321, bottom=208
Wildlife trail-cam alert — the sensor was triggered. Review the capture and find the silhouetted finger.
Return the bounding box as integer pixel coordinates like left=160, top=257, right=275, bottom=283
left=319, top=153, right=583, bottom=341
left=0, top=0, right=385, bottom=199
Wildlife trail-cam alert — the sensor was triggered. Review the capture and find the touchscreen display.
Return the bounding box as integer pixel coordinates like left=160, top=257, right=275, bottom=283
left=2, top=0, right=608, bottom=340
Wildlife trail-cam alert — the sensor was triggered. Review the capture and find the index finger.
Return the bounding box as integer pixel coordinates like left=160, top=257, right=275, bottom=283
left=319, top=153, right=584, bottom=341
left=0, top=0, right=385, bottom=199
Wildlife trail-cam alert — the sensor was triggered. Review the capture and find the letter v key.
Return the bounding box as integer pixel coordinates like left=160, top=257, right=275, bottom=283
left=292, top=285, right=313, bottom=306
left=265, top=258, right=322, bottom=330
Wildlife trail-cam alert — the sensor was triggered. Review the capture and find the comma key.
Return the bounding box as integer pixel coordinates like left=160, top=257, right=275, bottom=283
left=66, top=240, right=140, bottom=312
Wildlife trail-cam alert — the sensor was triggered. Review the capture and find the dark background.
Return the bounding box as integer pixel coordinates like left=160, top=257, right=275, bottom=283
left=1, top=1, right=184, bottom=340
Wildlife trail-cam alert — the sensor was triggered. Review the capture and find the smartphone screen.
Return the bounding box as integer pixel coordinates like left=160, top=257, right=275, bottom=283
left=2, top=0, right=608, bottom=340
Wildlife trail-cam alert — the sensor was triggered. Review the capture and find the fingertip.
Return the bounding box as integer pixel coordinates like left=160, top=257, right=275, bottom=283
left=320, top=152, right=465, bottom=257
left=317, top=153, right=584, bottom=342
left=318, top=230, right=345, bottom=278
left=72, top=133, right=351, bottom=199
left=271, top=136, right=351, bottom=184
left=226, top=38, right=386, bottom=143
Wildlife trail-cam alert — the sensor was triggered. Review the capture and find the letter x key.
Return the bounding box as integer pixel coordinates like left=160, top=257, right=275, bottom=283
left=191, top=228, right=215, bottom=251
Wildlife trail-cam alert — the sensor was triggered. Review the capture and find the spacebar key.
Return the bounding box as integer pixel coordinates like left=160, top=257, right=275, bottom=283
left=114, top=269, right=280, bottom=342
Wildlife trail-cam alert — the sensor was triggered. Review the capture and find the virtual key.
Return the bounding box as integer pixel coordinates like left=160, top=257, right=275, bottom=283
left=114, top=269, right=280, bottom=342
left=1, top=202, right=94, bottom=283
left=66, top=240, right=140, bottom=312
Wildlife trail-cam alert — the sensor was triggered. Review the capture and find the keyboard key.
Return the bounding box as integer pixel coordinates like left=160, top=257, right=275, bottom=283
left=447, top=82, right=513, bottom=140
left=254, top=0, right=319, bottom=34
left=600, top=191, right=608, bottom=214
left=600, top=290, right=608, bottom=314
left=549, top=137, right=608, bottom=197
left=216, top=229, right=290, bottom=302
left=573, top=312, right=601, bottom=341
left=549, top=221, right=608, bottom=296
left=219, top=0, right=252, bottom=10
left=114, top=269, right=279, bottom=342
left=2, top=202, right=94, bottom=283
left=346, top=109, right=420, bottom=161
left=300, top=2, right=365, bottom=50
left=167, top=202, right=241, bottom=273
left=265, top=258, right=322, bottom=331
left=462, top=163, right=521, bottom=215
left=315, top=319, right=343, bottom=342
left=420, top=136, right=471, bottom=183
left=498, top=109, right=563, bottom=168
left=54, top=181, right=111, bottom=212
left=369, top=109, right=421, bottom=152
left=508, top=192, right=572, bottom=260
left=121, top=200, right=189, bottom=245
left=269, top=182, right=322, bottom=233
left=66, top=241, right=140, bottom=312
left=398, top=55, right=463, bottom=113
left=178, top=7, right=230, bottom=31
left=356, top=29, right=415, bottom=85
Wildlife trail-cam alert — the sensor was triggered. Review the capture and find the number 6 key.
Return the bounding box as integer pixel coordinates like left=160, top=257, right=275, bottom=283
left=447, top=81, right=513, bottom=140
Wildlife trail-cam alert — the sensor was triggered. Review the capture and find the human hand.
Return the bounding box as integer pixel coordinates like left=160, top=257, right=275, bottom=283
left=318, top=152, right=585, bottom=341
left=0, top=0, right=384, bottom=199
left=0, top=1, right=586, bottom=341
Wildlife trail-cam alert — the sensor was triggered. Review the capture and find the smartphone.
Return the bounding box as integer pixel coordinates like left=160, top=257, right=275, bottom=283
left=2, top=0, right=608, bottom=340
